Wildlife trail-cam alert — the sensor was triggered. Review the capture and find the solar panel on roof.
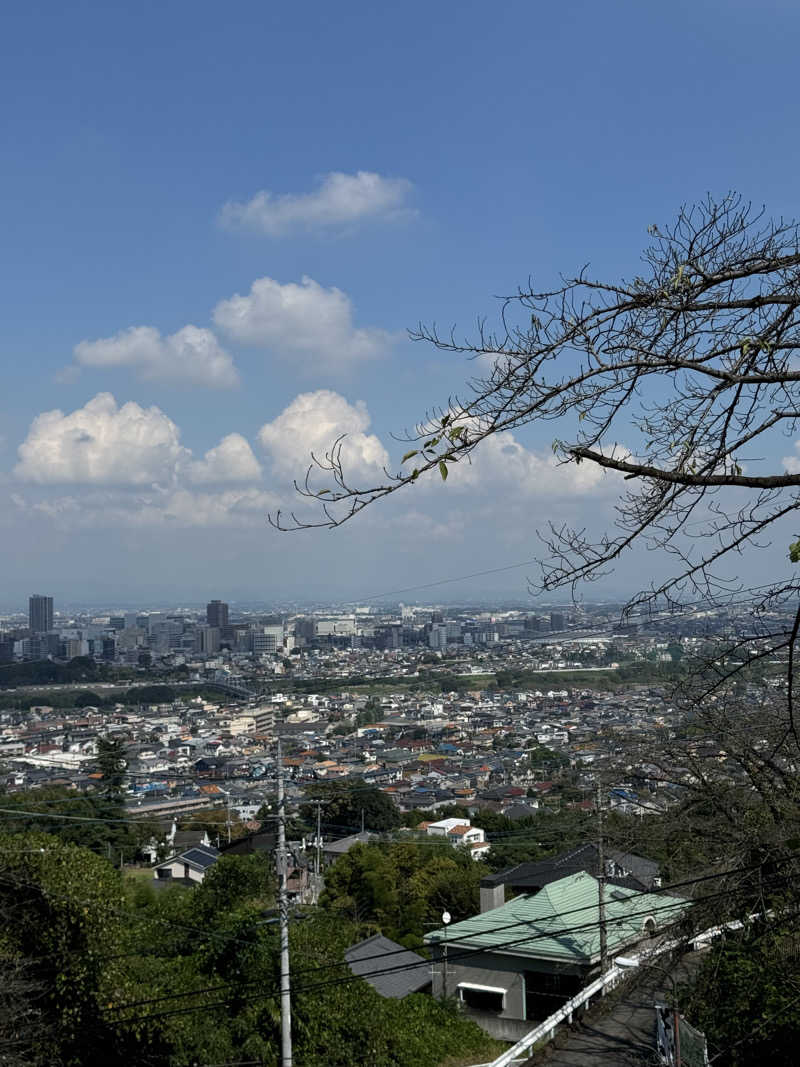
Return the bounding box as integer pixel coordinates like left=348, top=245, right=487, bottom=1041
left=183, top=848, right=218, bottom=868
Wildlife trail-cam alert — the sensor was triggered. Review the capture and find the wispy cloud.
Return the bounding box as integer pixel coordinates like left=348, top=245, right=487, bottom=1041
left=219, top=171, right=415, bottom=236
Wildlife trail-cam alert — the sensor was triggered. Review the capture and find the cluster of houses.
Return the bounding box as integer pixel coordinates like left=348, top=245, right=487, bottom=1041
left=342, top=842, right=689, bottom=1041
left=0, top=675, right=712, bottom=1044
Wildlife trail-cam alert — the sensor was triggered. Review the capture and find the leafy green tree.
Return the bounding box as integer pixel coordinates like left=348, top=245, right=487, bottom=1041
left=126, top=684, right=176, bottom=703
left=0, top=785, right=151, bottom=860
left=72, top=690, right=105, bottom=707
left=284, top=912, right=502, bottom=1067
left=686, top=917, right=800, bottom=1065
left=179, top=807, right=255, bottom=844
left=0, top=831, right=134, bottom=1065
left=320, top=840, right=483, bottom=943
left=192, top=852, right=275, bottom=924
left=302, top=782, right=401, bottom=833
left=96, top=736, right=127, bottom=796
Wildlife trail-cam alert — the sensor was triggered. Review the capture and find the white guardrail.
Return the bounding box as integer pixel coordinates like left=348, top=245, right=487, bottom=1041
left=468, top=918, right=758, bottom=1067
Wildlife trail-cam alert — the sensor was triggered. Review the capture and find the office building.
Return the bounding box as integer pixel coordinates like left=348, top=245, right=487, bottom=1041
left=194, top=626, right=221, bottom=655
left=249, top=625, right=284, bottom=654
left=29, top=594, right=53, bottom=634
left=206, top=600, right=229, bottom=629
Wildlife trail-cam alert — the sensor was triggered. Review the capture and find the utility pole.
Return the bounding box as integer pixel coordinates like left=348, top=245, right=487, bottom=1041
left=305, top=799, right=325, bottom=904
left=441, top=910, right=451, bottom=1000
left=276, top=737, right=293, bottom=1067
left=597, top=781, right=608, bottom=973
left=226, top=791, right=232, bottom=845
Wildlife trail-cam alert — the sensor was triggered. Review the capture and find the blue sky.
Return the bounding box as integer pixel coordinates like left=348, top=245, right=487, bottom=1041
left=2, top=0, right=800, bottom=606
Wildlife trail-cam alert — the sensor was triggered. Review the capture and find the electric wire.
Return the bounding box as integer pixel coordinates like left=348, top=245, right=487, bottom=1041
left=100, top=873, right=792, bottom=1030
left=0, top=852, right=776, bottom=1003
left=20, top=856, right=784, bottom=1021
left=99, top=868, right=792, bottom=1021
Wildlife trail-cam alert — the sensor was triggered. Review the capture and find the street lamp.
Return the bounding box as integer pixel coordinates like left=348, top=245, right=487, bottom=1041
left=615, top=956, right=681, bottom=1066
left=442, top=910, right=451, bottom=1001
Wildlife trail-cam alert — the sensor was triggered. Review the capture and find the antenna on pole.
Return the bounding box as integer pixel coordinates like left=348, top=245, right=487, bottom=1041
left=305, top=799, right=325, bottom=904
left=441, top=910, right=451, bottom=1000
left=276, top=735, right=293, bottom=1067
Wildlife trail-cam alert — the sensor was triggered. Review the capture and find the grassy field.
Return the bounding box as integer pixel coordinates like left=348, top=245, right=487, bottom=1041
left=123, top=865, right=156, bottom=884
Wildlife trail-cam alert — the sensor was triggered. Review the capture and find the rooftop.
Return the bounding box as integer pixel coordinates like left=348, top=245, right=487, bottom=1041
left=344, top=933, right=430, bottom=998
left=425, top=871, right=689, bottom=964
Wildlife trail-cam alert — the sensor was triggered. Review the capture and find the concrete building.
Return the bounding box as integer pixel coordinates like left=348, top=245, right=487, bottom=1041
left=249, top=625, right=284, bottom=654
left=419, top=817, right=490, bottom=859
left=195, top=626, right=221, bottom=655
left=206, top=600, right=229, bottom=629
left=29, top=594, right=53, bottom=634
left=229, top=705, right=276, bottom=735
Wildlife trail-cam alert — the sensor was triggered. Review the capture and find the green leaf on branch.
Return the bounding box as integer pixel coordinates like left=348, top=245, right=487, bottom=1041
left=439, top=461, right=448, bottom=481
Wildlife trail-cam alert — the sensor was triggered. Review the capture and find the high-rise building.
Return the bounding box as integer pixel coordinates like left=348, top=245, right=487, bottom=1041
left=249, top=625, right=284, bottom=654
left=206, top=600, right=229, bottom=629
left=29, top=594, right=53, bottom=634
left=195, top=626, right=221, bottom=655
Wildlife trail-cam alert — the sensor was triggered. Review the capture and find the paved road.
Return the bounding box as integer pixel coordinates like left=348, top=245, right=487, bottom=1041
left=524, top=953, right=703, bottom=1067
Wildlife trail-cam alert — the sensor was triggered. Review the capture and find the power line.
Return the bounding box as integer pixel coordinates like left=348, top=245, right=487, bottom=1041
left=94, top=859, right=795, bottom=1018
left=708, top=990, right=800, bottom=1062
left=102, top=875, right=791, bottom=1029
left=354, top=566, right=795, bottom=606
left=0, top=806, right=157, bottom=827
left=0, top=853, right=747, bottom=988
left=357, top=557, right=542, bottom=601
left=0, top=844, right=791, bottom=1030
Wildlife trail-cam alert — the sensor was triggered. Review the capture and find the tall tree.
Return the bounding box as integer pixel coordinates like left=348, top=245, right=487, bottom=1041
left=96, top=737, right=127, bottom=797
left=301, top=782, right=402, bottom=833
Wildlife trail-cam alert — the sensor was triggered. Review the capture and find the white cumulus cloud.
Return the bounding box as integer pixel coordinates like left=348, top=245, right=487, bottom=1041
left=258, top=390, right=389, bottom=478
left=14, top=393, right=264, bottom=493
left=213, top=275, right=391, bottom=371
left=14, top=393, right=190, bottom=486
left=73, top=324, right=239, bottom=389
left=783, top=442, right=800, bottom=473
left=436, top=430, right=610, bottom=498
left=11, top=486, right=280, bottom=529
left=188, top=433, right=262, bottom=485
left=219, top=171, right=414, bottom=236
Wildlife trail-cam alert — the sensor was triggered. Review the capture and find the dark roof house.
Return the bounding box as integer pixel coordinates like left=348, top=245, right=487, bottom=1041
left=480, top=842, right=660, bottom=912
left=344, top=934, right=431, bottom=998
left=153, top=843, right=220, bottom=885
left=322, top=831, right=376, bottom=866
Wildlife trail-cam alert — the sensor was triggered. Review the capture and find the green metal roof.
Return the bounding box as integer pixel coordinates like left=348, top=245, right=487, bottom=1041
left=424, top=871, right=690, bottom=964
